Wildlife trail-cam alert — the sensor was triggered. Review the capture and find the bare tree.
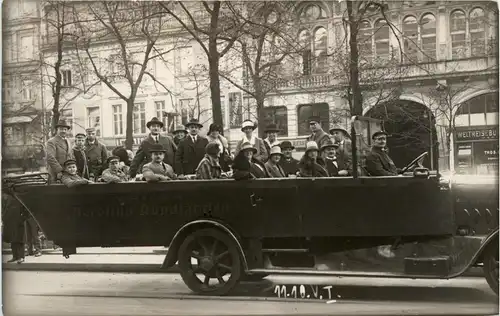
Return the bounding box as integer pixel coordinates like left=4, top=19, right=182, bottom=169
left=71, top=1, right=177, bottom=149
left=180, top=64, right=212, bottom=125
left=158, top=1, right=249, bottom=128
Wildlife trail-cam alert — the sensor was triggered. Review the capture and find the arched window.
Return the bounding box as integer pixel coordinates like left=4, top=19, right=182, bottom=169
left=470, top=8, right=486, bottom=56
left=359, top=20, right=373, bottom=61
left=450, top=10, right=466, bottom=58
left=420, top=13, right=436, bottom=62
left=403, top=15, right=418, bottom=62
left=313, top=27, right=327, bottom=73
left=298, top=30, right=312, bottom=75
left=374, top=19, right=389, bottom=60
left=300, top=4, right=326, bottom=21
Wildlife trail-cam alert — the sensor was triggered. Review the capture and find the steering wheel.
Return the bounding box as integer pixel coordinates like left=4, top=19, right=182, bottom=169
left=400, top=152, right=428, bottom=174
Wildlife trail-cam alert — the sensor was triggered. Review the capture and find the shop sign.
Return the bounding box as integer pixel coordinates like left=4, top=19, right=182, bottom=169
left=456, top=126, right=498, bottom=141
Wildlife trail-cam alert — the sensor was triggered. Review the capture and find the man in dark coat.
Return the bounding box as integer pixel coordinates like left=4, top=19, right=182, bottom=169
left=365, top=131, right=399, bottom=176
left=279, top=141, right=300, bottom=176
left=84, top=128, right=108, bottom=179
left=175, top=119, right=209, bottom=176
left=73, top=133, right=90, bottom=179
left=320, top=139, right=340, bottom=177
left=129, top=117, right=177, bottom=178
left=2, top=193, right=27, bottom=263
left=330, top=126, right=352, bottom=175
left=46, top=120, right=74, bottom=183
left=306, top=116, right=330, bottom=149
left=263, top=123, right=281, bottom=157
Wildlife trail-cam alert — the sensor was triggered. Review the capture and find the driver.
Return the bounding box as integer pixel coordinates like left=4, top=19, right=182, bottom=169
left=365, top=131, right=399, bottom=176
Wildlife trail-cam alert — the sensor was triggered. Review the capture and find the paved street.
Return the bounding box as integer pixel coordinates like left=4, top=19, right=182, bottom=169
left=4, top=271, right=498, bottom=315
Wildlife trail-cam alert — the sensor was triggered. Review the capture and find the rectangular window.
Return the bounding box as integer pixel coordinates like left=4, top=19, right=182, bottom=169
left=297, top=103, right=329, bottom=136
left=133, top=103, right=146, bottom=134
left=20, top=35, right=33, bottom=61
left=87, top=107, right=101, bottom=137
left=112, top=104, right=123, bottom=136
left=62, top=70, right=72, bottom=86
left=177, top=47, right=193, bottom=75
left=261, top=106, right=288, bottom=137
left=22, top=80, right=33, bottom=101
left=228, top=92, right=243, bottom=128
left=3, top=80, right=12, bottom=102
left=155, top=100, right=168, bottom=131
left=302, top=50, right=312, bottom=75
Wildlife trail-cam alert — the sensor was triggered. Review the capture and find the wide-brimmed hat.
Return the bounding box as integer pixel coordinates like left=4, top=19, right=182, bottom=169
left=240, top=142, right=257, bottom=154
left=55, top=120, right=71, bottom=129
left=264, top=123, right=280, bottom=134
left=329, top=126, right=350, bottom=138
left=269, top=145, right=284, bottom=157
left=107, top=156, right=120, bottom=164
left=241, top=120, right=256, bottom=132
left=280, top=141, right=295, bottom=150
left=320, top=138, right=339, bottom=151
left=185, top=118, right=203, bottom=129
left=205, top=143, right=221, bottom=156
left=305, top=141, right=319, bottom=153
left=149, top=143, right=167, bottom=153
left=372, top=130, right=388, bottom=140
left=146, top=117, right=164, bottom=129
left=63, top=159, right=77, bottom=167
left=308, top=116, right=322, bottom=124
left=174, top=125, right=187, bottom=134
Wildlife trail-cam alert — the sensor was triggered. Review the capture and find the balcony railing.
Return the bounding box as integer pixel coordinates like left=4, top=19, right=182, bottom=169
left=276, top=74, right=333, bottom=90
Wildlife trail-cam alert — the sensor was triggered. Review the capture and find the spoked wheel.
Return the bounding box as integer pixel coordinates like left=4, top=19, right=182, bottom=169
left=483, top=241, right=499, bottom=295
left=178, top=228, right=242, bottom=296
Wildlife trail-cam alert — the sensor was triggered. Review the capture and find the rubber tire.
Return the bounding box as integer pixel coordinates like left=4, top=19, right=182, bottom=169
left=483, top=241, right=499, bottom=295
left=178, top=228, right=242, bottom=296
left=242, top=273, right=269, bottom=282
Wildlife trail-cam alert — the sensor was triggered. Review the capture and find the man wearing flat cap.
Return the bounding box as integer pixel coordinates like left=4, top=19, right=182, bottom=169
left=101, top=156, right=129, bottom=183
left=73, top=133, right=90, bottom=179
left=61, top=159, right=92, bottom=188
left=365, top=131, right=399, bottom=176
left=175, top=118, right=209, bottom=176
left=279, top=141, right=300, bottom=176
left=130, top=117, right=177, bottom=179
left=46, top=120, right=74, bottom=183
left=330, top=126, right=352, bottom=175
left=306, top=116, right=330, bottom=149
left=84, top=127, right=108, bottom=180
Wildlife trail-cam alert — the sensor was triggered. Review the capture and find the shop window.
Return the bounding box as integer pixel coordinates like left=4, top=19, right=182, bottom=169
left=297, top=103, right=329, bottom=136
left=261, top=106, right=288, bottom=136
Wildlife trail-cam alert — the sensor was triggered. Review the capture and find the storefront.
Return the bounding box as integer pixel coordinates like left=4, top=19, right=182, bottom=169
left=455, top=126, right=499, bottom=175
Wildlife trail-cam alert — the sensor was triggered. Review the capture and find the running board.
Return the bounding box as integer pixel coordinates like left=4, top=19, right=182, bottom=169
left=245, top=268, right=454, bottom=279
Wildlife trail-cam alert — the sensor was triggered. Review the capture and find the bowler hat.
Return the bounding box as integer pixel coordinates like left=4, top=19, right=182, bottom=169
left=107, top=156, right=120, bottom=164
left=280, top=141, right=295, bottom=150
left=372, top=130, right=388, bottom=140
left=55, top=120, right=71, bottom=129
left=264, top=123, right=280, bottom=134
left=329, top=126, right=350, bottom=138
left=240, top=142, right=257, bottom=154
left=305, top=141, right=319, bottom=153
left=146, top=117, right=164, bottom=129
left=185, top=118, right=203, bottom=129
left=63, top=159, right=77, bottom=167
left=320, top=138, right=339, bottom=151
left=241, top=120, right=256, bottom=132
left=149, top=143, right=167, bottom=153
left=205, top=143, right=221, bottom=156
left=174, top=125, right=187, bottom=134
left=269, top=145, right=284, bottom=156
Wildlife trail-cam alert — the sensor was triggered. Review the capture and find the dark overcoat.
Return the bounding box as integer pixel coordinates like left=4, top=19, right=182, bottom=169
left=2, top=194, right=27, bottom=244
left=298, top=156, right=329, bottom=178
left=365, top=147, right=398, bottom=176
left=84, top=140, right=108, bottom=177
left=46, top=135, right=74, bottom=181
left=175, top=135, right=209, bottom=175
left=279, top=157, right=300, bottom=176
left=129, top=134, right=177, bottom=178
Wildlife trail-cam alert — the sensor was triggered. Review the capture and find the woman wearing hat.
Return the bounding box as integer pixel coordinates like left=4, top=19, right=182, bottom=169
left=46, top=120, right=74, bottom=183
left=298, top=141, right=329, bottom=178
left=264, top=145, right=286, bottom=178
left=172, top=125, right=187, bottom=146
left=195, top=143, right=225, bottom=180
left=235, top=119, right=268, bottom=163
left=232, top=142, right=268, bottom=180
left=263, top=123, right=281, bottom=157
left=207, top=123, right=231, bottom=172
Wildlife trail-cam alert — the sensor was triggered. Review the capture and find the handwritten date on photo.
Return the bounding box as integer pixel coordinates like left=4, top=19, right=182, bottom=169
left=274, top=284, right=335, bottom=300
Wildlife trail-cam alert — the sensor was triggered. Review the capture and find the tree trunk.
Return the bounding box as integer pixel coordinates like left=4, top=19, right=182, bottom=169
left=125, top=99, right=134, bottom=150
left=208, top=53, right=223, bottom=127
left=347, top=1, right=363, bottom=116
left=50, top=107, right=61, bottom=137
left=256, top=99, right=266, bottom=138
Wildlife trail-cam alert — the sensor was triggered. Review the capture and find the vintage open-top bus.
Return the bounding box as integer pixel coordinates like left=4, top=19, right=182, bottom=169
left=3, top=116, right=498, bottom=296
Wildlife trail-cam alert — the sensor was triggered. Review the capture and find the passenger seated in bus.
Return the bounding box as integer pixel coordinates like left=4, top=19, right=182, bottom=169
left=320, top=139, right=340, bottom=177
left=365, top=131, right=399, bottom=176
left=279, top=141, right=299, bottom=176
left=111, top=146, right=132, bottom=175
left=298, top=141, right=329, bottom=178
left=142, top=144, right=177, bottom=182
left=196, top=143, right=225, bottom=180
left=101, top=156, right=129, bottom=183
left=232, top=142, right=268, bottom=180
left=264, top=145, right=286, bottom=178
left=61, top=159, right=93, bottom=188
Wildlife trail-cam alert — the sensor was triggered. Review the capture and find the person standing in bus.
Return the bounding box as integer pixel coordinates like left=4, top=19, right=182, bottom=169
left=46, top=120, right=74, bottom=183
left=234, top=120, right=268, bottom=163
left=306, top=116, right=330, bottom=149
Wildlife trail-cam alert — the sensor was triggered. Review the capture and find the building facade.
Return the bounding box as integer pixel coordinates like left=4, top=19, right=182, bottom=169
left=2, top=0, right=44, bottom=172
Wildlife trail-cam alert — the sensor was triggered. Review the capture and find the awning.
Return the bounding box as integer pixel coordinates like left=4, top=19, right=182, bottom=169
left=3, top=116, right=35, bottom=124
